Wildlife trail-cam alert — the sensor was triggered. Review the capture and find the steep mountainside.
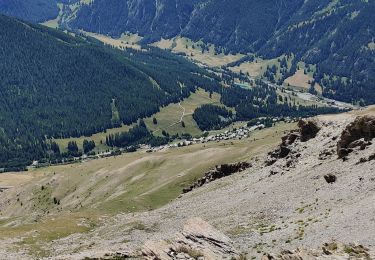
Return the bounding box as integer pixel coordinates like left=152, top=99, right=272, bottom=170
left=0, top=0, right=373, bottom=105
left=260, top=0, right=375, bottom=104
left=0, top=0, right=58, bottom=22
left=66, top=0, right=374, bottom=105
left=68, top=0, right=304, bottom=52
left=0, top=14, right=216, bottom=170
left=0, top=107, right=374, bottom=259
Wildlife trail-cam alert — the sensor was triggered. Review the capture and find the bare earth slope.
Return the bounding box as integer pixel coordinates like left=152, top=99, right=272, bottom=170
left=1, top=108, right=375, bottom=259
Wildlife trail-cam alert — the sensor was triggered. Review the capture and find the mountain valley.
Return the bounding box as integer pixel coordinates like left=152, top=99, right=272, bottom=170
left=0, top=1, right=374, bottom=259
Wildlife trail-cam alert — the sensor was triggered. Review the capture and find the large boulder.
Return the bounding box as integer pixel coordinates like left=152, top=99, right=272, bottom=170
left=337, top=116, right=375, bottom=158
left=298, top=120, right=321, bottom=142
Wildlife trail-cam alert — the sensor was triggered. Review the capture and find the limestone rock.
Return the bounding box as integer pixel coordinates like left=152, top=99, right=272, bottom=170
left=263, top=242, right=371, bottom=260
left=337, top=116, right=375, bottom=158
left=141, top=218, right=238, bottom=260
left=298, top=120, right=320, bottom=142
left=183, top=162, right=251, bottom=193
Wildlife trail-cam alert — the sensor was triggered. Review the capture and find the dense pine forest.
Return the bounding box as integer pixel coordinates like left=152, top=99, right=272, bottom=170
left=193, top=105, right=233, bottom=131
left=0, top=0, right=58, bottom=22
left=220, top=84, right=342, bottom=122
left=0, top=1, right=373, bottom=104
left=62, top=0, right=374, bottom=105
left=0, top=15, right=217, bottom=170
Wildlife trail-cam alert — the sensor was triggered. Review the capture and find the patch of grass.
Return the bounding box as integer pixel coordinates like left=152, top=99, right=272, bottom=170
left=175, top=246, right=204, bottom=259
left=2, top=212, right=99, bottom=258
left=228, top=226, right=250, bottom=236
left=258, top=223, right=279, bottom=235
left=128, top=221, right=157, bottom=233
left=144, top=88, right=223, bottom=137
left=153, top=36, right=244, bottom=67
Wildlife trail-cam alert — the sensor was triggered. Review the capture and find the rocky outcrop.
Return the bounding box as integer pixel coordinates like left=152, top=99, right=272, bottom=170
left=142, top=218, right=239, bottom=260
left=337, top=116, right=375, bottom=158
left=324, top=174, right=337, bottom=184
left=266, top=120, right=320, bottom=166
left=183, top=162, right=251, bottom=193
left=267, top=132, right=299, bottom=162
left=262, top=242, right=371, bottom=260
left=298, top=120, right=321, bottom=142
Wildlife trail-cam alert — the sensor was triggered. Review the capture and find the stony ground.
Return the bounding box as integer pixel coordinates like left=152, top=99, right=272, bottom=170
left=1, top=109, right=375, bottom=259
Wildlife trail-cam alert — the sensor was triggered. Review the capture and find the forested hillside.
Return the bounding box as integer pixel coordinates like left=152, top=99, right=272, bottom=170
left=260, top=0, right=375, bottom=105
left=65, top=0, right=374, bottom=105
left=67, top=0, right=304, bottom=52
left=1, top=0, right=373, bottom=104
left=0, top=0, right=58, bottom=22
left=0, top=14, right=217, bottom=170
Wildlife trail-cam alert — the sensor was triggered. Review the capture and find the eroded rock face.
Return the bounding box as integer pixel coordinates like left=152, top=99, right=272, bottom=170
left=337, top=116, right=375, bottom=158
left=298, top=120, right=321, bottom=142
left=266, top=120, right=320, bottom=166
left=262, top=242, right=371, bottom=260
left=142, top=218, right=239, bottom=260
left=266, top=132, right=299, bottom=164
left=183, top=162, right=251, bottom=193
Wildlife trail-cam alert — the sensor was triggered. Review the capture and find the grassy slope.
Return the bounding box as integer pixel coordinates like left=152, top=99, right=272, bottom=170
left=230, top=56, right=280, bottom=78
left=153, top=36, right=244, bottom=67
left=0, top=122, right=296, bottom=257
left=145, top=89, right=222, bottom=137
left=54, top=89, right=222, bottom=151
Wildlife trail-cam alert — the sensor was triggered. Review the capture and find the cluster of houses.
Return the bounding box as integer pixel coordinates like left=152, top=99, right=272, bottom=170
left=148, top=123, right=267, bottom=152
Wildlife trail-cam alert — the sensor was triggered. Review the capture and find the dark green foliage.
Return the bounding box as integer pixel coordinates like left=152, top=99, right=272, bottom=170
left=68, top=0, right=303, bottom=53
left=105, top=122, right=151, bottom=148
left=221, top=82, right=344, bottom=122
left=0, top=15, right=218, bottom=169
left=66, top=141, right=82, bottom=157
left=260, top=0, right=375, bottom=104
left=66, top=0, right=374, bottom=104
left=67, top=141, right=78, bottom=153
left=69, top=0, right=201, bottom=40
left=50, top=142, right=61, bottom=155
left=0, top=0, right=59, bottom=22
left=105, top=121, right=169, bottom=148
left=148, top=136, right=169, bottom=147
left=2, top=1, right=373, bottom=103
left=193, top=105, right=233, bottom=131
left=83, top=139, right=96, bottom=154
